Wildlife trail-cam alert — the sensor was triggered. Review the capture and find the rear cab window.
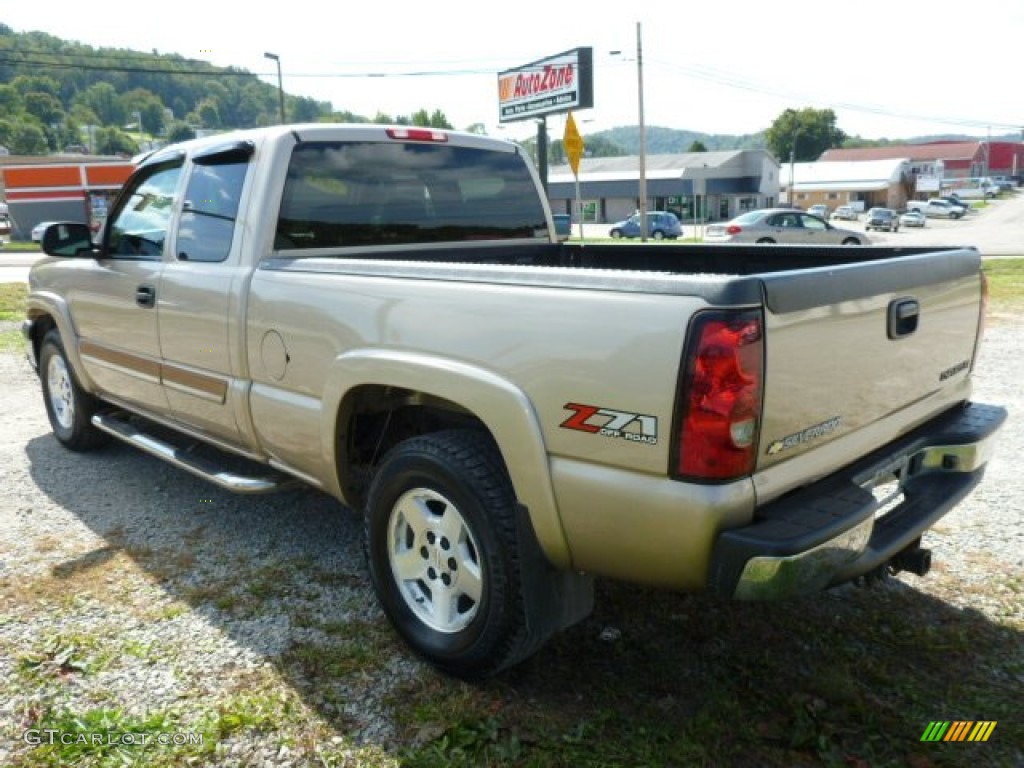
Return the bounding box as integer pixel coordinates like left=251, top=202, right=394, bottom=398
left=274, top=141, right=550, bottom=250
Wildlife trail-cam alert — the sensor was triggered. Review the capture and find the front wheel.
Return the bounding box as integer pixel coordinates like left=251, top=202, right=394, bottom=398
left=364, top=430, right=529, bottom=680
left=38, top=330, right=109, bottom=451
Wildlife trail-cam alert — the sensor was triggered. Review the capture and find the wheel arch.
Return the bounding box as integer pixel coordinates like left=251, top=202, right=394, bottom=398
left=322, top=349, right=571, bottom=569
left=24, top=293, right=96, bottom=391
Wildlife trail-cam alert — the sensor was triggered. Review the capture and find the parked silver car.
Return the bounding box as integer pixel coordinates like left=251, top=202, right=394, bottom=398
left=704, top=208, right=870, bottom=245
left=899, top=210, right=926, bottom=228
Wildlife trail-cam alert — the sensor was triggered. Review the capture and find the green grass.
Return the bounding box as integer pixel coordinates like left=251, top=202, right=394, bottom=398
left=0, top=282, right=28, bottom=352
left=0, top=281, right=28, bottom=321
left=983, top=258, right=1024, bottom=311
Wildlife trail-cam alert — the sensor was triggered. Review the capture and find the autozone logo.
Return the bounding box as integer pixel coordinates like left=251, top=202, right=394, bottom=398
left=499, top=64, right=576, bottom=101
left=560, top=403, right=658, bottom=445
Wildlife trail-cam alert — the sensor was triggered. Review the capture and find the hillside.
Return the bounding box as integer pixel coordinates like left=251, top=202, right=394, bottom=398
left=0, top=26, right=446, bottom=156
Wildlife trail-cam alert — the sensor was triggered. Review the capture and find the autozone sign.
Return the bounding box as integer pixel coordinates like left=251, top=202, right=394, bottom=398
left=498, top=47, right=593, bottom=123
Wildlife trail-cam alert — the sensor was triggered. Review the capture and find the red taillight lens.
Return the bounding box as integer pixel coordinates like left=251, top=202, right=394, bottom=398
left=674, top=310, right=764, bottom=481
left=726, top=225, right=743, bottom=235
left=385, top=127, right=449, bottom=142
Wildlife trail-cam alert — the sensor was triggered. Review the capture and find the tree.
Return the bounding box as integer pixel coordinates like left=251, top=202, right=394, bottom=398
left=166, top=121, right=196, bottom=143
left=93, top=127, right=138, bottom=156
left=9, top=122, right=49, bottom=154
left=140, top=102, right=166, bottom=137
left=0, top=85, right=24, bottom=114
left=24, top=92, right=65, bottom=127
left=765, top=108, right=846, bottom=163
left=428, top=109, right=452, bottom=129
left=11, top=75, right=60, bottom=98
left=77, top=82, right=127, bottom=127
left=196, top=99, right=221, bottom=128
left=291, top=96, right=322, bottom=123
left=688, top=140, right=708, bottom=152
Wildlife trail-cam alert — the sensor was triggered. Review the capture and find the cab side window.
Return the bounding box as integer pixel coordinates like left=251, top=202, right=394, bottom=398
left=175, top=159, right=248, bottom=263
left=106, top=160, right=183, bottom=259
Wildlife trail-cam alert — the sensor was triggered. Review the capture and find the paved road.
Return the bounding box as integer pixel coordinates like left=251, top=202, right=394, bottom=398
left=0, top=251, right=39, bottom=284
left=3, top=192, right=1022, bottom=284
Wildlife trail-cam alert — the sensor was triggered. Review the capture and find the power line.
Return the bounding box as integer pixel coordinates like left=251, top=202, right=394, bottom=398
left=647, top=57, right=1021, bottom=133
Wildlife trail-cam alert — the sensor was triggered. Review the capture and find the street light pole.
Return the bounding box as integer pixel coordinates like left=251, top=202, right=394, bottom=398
left=264, top=52, right=285, bottom=125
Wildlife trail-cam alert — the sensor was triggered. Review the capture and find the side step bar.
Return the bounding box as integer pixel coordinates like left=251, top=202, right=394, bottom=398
left=91, top=411, right=296, bottom=494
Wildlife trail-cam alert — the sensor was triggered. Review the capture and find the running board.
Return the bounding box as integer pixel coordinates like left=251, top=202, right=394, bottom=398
left=91, top=412, right=297, bottom=494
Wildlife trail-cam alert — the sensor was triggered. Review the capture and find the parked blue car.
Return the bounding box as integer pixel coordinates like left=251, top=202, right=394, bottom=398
left=609, top=211, right=683, bottom=240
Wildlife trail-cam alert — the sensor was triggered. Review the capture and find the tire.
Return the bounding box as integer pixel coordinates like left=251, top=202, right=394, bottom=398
left=610, top=229, right=623, bottom=239
left=364, top=429, right=529, bottom=680
left=652, top=230, right=665, bottom=240
left=755, top=237, right=776, bottom=244
left=952, top=212, right=962, bottom=220
left=38, top=330, right=109, bottom=451
left=841, top=237, right=861, bottom=245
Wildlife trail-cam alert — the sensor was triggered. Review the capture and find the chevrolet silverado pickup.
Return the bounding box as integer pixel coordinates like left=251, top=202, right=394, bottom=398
left=24, top=124, right=1005, bottom=679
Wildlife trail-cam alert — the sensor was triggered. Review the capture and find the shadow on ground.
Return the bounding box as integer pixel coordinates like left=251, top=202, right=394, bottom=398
left=24, top=434, right=1023, bottom=767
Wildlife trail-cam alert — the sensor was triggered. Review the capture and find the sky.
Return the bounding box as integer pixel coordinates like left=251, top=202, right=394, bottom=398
left=4, top=2, right=1024, bottom=145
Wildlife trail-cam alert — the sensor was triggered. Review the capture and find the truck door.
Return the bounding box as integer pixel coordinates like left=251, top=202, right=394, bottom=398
left=157, top=141, right=254, bottom=448
left=70, top=158, right=183, bottom=414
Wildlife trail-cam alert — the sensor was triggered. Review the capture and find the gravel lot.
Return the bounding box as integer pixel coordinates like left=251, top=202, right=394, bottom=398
left=0, top=295, right=1021, bottom=765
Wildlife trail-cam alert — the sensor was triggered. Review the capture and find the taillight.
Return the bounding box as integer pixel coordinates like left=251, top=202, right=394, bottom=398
left=726, top=225, right=743, bottom=235
left=673, top=309, right=764, bottom=482
left=385, top=127, right=449, bottom=143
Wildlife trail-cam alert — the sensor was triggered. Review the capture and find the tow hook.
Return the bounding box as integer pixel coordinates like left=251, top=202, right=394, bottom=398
left=890, top=542, right=932, bottom=577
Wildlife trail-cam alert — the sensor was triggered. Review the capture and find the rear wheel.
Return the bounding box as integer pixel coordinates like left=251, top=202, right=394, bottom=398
left=610, top=229, right=623, bottom=239
left=39, top=330, right=109, bottom=451
left=755, top=237, right=776, bottom=244
left=652, top=230, right=665, bottom=240
left=365, top=429, right=530, bottom=680
left=841, top=237, right=860, bottom=245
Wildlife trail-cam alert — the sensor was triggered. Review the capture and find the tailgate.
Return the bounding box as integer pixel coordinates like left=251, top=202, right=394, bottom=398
left=754, top=248, right=984, bottom=501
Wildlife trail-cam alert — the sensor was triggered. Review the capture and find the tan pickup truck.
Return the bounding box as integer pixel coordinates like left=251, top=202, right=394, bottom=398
left=24, top=124, right=1005, bottom=679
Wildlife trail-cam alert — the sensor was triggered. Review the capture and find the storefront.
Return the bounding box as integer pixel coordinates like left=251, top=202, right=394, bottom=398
left=1, top=160, right=135, bottom=240
left=546, top=149, right=779, bottom=224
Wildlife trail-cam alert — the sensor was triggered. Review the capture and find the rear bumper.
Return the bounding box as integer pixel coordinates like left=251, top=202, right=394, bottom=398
left=708, top=402, right=1006, bottom=599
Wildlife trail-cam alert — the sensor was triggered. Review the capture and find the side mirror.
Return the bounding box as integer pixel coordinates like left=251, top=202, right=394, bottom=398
left=41, top=222, right=96, bottom=258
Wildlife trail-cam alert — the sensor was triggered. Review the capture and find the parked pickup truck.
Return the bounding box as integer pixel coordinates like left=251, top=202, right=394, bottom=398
left=24, top=124, right=1005, bottom=680
left=906, top=198, right=967, bottom=219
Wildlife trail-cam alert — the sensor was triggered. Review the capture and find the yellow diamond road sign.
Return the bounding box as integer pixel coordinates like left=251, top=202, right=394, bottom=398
left=563, top=113, right=584, bottom=176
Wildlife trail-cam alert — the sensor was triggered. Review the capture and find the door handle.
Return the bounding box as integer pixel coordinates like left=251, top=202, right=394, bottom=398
left=888, top=297, right=919, bottom=339
left=136, top=283, right=156, bottom=308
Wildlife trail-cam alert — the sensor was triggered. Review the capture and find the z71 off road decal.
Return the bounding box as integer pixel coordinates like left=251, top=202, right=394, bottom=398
left=560, top=403, right=658, bottom=445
